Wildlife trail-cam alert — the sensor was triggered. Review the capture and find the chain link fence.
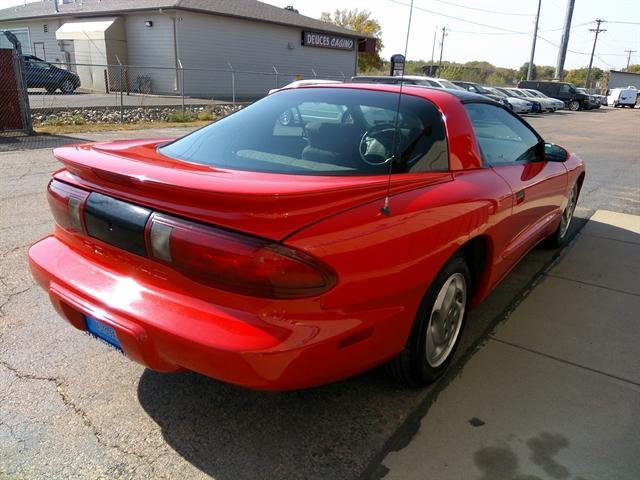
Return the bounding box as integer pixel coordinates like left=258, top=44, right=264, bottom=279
left=1, top=55, right=350, bottom=132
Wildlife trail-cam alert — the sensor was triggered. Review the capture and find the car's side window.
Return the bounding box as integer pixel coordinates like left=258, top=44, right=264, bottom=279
left=465, top=103, right=541, bottom=166
left=559, top=84, right=570, bottom=94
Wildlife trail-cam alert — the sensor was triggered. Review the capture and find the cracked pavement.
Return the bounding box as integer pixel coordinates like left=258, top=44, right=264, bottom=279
left=1, top=109, right=638, bottom=479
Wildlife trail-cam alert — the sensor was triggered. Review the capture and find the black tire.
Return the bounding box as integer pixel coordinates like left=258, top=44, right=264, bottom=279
left=45, top=86, right=57, bottom=94
left=568, top=100, right=580, bottom=111
left=386, top=255, right=471, bottom=387
left=60, top=79, right=76, bottom=94
left=546, top=182, right=578, bottom=248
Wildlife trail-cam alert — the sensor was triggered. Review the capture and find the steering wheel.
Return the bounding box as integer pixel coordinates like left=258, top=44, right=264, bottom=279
left=358, top=123, right=407, bottom=166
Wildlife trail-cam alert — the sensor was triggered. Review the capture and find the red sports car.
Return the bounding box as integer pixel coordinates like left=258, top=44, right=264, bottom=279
left=28, top=84, right=584, bottom=390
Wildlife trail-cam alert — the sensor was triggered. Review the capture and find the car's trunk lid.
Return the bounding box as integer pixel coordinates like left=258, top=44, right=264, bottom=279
left=53, top=139, right=451, bottom=241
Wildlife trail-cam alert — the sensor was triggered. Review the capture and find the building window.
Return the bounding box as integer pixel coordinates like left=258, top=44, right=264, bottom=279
left=43, top=24, right=48, bottom=33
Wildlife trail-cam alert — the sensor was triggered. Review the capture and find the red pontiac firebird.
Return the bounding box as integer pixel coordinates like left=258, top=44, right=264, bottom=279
left=28, top=84, right=584, bottom=390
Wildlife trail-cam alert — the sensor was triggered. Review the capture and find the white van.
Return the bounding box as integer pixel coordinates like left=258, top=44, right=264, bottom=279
left=607, top=86, right=638, bottom=108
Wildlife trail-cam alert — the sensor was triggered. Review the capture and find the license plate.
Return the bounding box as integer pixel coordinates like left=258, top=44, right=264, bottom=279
left=85, top=316, right=123, bottom=352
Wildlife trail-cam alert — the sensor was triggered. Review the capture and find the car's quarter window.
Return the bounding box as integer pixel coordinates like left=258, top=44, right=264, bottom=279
left=160, top=88, right=449, bottom=175
left=464, top=103, right=541, bottom=166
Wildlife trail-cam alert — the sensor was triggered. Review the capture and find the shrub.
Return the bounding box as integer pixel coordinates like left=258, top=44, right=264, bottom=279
left=197, top=110, right=215, bottom=121
left=166, top=109, right=195, bottom=122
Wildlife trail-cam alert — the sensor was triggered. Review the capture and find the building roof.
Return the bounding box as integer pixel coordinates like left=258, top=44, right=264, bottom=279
left=0, top=0, right=369, bottom=38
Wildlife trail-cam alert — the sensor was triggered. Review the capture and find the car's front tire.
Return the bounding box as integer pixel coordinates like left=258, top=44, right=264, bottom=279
left=387, top=255, right=470, bottom=387
left=546, top=182, right=578, bottom=248
left=60, top=79, right=76, bottom=94
left=568, top=100, right=580, bottom=111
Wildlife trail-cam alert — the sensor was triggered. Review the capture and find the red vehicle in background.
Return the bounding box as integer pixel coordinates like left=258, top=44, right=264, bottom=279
left=28, top=84, right=584, bottom=390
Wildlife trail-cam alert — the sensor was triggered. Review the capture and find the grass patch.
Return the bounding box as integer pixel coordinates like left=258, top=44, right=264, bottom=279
left=34, top=120, right=212, bottom=135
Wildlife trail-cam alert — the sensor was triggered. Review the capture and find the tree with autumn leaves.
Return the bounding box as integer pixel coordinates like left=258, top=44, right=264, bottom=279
left=319, top=9, right=384, bottom=73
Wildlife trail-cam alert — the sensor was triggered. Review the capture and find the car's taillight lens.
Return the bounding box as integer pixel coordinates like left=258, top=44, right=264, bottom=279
left=47, top=180, right=90, bottom=233
left=147, top=213, right=336, bottom=299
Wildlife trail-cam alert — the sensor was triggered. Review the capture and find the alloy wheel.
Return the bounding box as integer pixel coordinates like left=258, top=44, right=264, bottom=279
left=425, top=273, right=467, bottom=368
left=559, top=184, right=578, bottom=239
left=61, top=80, right=75, bottom=94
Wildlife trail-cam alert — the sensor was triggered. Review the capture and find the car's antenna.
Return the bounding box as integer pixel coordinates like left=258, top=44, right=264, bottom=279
left=381, top=0, right=414, bottom=216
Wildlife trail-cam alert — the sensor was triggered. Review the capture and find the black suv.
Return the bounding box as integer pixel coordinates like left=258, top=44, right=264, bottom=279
left=517, top=80, right=589, bottom=111
left=21, top=55, right=80, bottom=94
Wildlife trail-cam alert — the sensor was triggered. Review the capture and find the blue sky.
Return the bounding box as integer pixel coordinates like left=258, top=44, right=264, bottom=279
left=3, top=0, right=639, bottom=69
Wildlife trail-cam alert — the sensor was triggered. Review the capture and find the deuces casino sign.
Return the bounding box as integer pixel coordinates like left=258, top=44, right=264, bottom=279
left=302, top=31, right=355, bottom=51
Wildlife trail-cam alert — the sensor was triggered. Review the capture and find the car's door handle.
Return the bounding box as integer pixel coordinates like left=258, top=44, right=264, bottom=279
left=515, top=190, right=525, bottom=204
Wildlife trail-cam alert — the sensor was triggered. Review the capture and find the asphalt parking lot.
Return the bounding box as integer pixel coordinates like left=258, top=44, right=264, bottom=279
left=1, top=107, right=638, bottom=479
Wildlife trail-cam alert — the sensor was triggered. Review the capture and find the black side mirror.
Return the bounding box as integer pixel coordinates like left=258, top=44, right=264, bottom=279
left=544, top=143, right=568, bottom=162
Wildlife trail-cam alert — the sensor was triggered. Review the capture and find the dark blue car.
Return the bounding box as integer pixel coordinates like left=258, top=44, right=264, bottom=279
left=22, top=55, right=80, bottom=94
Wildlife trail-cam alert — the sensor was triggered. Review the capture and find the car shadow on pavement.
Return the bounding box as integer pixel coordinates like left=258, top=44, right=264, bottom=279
left=0, top=133, right=90, bottom=152
left=136, top=218, right=588, bottom=480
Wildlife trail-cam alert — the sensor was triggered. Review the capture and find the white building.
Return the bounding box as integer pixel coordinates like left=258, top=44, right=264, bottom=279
left=0, top=0, right=373, bottom=99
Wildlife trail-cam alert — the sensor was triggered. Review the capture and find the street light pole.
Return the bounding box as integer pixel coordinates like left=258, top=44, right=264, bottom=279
left=585, top=19, right=606, bottom=89
left=527, top=0, right=542, bottom=80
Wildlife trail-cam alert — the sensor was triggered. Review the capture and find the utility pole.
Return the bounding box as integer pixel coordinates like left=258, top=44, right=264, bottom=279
left=585, top=19, right=606, bottom=89
left=625, top=50, right=637, bottom=71
left=430, top=25, right=438, bottom=65
left=438, top=27, right=448, bottom=71
left=554, top=0, right=575, bottom=80
left=527, top=0, right=542, bottom=80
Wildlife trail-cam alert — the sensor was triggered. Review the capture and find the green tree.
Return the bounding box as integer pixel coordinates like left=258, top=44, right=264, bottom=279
left=565, top=67, right=604, bottom=88
left=284, top=5, right=299, bottom=13
left=627, top=64, right=640, bottom=73
left=518, top=62, right=535, bottom=80
left=319, top=9, right=383, bottom=73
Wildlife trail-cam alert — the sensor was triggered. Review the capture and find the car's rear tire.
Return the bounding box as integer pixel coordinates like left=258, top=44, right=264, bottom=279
left=60, top=79, right=76, bottom=94
left=568, top=100, right=580, bottom=111
left=546, top=182, right=578, bottom=248
left=386, top=255, right=470, bottom=387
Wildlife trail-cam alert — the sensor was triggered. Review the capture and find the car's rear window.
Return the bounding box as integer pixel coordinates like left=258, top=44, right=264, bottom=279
left=159, top=88, right=448, bottom=175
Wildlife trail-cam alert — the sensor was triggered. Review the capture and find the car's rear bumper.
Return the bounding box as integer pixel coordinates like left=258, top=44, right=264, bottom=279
left=28, top=236, right=404, bottom=390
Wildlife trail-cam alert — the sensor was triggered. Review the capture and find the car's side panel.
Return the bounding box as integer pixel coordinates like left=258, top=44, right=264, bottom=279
left=285, top=168, right=514, bottom=354
left=491, top=161, right=567, bottom=263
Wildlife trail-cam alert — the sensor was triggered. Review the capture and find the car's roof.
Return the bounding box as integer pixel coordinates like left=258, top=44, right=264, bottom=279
left=299, top=82, right=493, bottom=103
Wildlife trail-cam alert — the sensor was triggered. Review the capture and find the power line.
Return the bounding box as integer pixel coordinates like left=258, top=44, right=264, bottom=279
left=385, top=0, right=529, bottom=34
left=432, top=0, right=535, bottom=17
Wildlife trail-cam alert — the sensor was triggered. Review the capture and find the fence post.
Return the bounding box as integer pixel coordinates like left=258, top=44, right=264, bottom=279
left=228, top=62, right=236, bottom=106
left=3, top=32, right=33, bottom=133
left=311, top=68, right=317, bottom=78
left=116, top=55, right=124, bottom=123
left=178, top=59, right=185, bottom=116
left=273, top=65, right=279, bottom=89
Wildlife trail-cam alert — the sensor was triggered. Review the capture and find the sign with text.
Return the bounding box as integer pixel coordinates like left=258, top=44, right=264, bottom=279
left=302, top=31, right=355, bottom=51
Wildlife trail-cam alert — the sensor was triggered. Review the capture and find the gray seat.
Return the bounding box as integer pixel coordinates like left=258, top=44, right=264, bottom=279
left=302, top=122, right=361, bottom=169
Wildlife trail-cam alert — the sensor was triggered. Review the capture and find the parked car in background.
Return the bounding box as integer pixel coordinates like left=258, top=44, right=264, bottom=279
left=493, top=87, right=541, bottom=113
left=484, top=86, right=533, bottom=113
left=521, top=88, right=565, bottom=110
left=576, top=88, right=601, bottom=109
left=518, top=80, right=589, bottom=111
left=351, top=75, right=465, bottom=91
left=505, top=88, right=545, bottom=113
left=21, top=55, right=80, bottom=94
left=451, top=80, right=511, bottom=107
left=514, top=88, right=561, bottom=112
left=607, top=86, right=638, bottom=108
left=268, top=79, right=341, bottom=95
left=28, top=84, right=584, bottom=390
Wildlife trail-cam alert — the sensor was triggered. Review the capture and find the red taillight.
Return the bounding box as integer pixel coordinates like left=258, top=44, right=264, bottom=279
left=147, top=213, right=336, bottom=299
left=47, top=180, right=90, bottom=233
